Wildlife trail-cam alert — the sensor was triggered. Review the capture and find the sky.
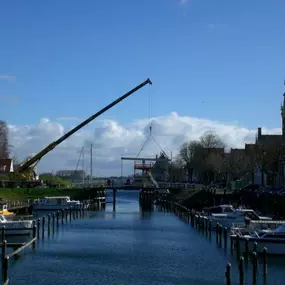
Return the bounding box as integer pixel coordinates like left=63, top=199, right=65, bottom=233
left=1, top=0, right=285, bottom=176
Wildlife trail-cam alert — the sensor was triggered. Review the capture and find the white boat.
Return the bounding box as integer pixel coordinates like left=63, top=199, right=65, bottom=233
left=208, top=209, right=271, bottom=229
left=231, top=223, right=285, bottom=255
left=202, top=204, right=235, bottom=215
left=32, top=196, right=83, bottom=211
left=0, top=214, right=33, bottom=236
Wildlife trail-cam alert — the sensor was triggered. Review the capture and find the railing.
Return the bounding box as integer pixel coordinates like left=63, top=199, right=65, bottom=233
left=6, top=200, right=31, bottom=209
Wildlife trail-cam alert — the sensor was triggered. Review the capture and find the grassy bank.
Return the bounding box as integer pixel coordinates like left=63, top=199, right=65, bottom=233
left=0, top=187, right=105, bottom=200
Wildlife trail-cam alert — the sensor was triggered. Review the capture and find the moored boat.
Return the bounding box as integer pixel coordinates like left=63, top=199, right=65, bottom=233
left=32, top=196, right=84, bottom=211
left=0, top=214, right=33, bottom=236
left=0, top=203, right=15, bottom=220
left=208, top=209, right=272, bottom=229
left=231, top=223, right=285, bottom=255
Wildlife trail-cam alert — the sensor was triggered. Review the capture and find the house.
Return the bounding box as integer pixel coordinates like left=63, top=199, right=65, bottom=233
left=0, top=159, right=14, bottom=176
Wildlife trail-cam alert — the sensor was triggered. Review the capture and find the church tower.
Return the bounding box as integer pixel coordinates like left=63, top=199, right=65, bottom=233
left=281, top=81, right=285, bottom=136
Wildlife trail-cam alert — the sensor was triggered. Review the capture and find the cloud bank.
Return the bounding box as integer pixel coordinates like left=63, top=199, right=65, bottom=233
left=8, top=112, right=281, bottom=176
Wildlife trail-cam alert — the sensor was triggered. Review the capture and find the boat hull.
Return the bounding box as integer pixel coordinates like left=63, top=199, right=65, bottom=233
left=1, top=221, right=33, bottom=236
left=234, top=237, right=285, bottom=255
left=32, top=204, right=84, bottom=211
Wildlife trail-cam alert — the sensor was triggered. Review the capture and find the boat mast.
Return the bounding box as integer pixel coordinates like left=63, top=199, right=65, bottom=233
left=82, top=146, right=85, bottom=185
left=90, top=144, right=93, bottom=184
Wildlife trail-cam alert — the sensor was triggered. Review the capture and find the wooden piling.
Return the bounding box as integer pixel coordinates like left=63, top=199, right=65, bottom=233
left=252, top=252, right=258, bottom=284
left=216, top=223, right=219, bottom=242
left=223, top=227, right=227, bottom=248
left=52, top=213, right=55, bottom=229
left=225, top=263, right=231, bottom=285
left=48, top=214, right=51, bottom=232
left=42, top=216, right=45, bottom=238
left=56, top=211, right=59, bottom=226
left=37, top=218, right=40, bottom=238
left=238, top=256, right=244, bottom=285
left=32, top=224, right=36, bottom=248
left=1, top=226, right=5, bottom=242
left=236, top=235, right=240, bottom=258
left=2, top=256, right=9, bottom=285
left=263, top=247, right=267, bottom=278
left=245, top=239, right=249, bottom=258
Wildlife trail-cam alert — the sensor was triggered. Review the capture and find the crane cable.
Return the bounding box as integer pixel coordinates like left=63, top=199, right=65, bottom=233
left=136, top=84, right=152, bottom=158
left=136, top=84, right=168, bottom=159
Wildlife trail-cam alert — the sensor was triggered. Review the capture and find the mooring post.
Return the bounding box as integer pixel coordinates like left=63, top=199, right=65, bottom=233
left=223, top=227, right=227, bottom=248
left=48, top=214, right=51, bottom=233
left=1, top=226, right=5, bottom=242
left=61, top=210, right=64, bottom=224
left=37, top=218, right=40, bottom=239
left=236, top=235, right=240, bottom=258
left=252, top=252, right=258, bottom=284
left=239, top=256, right=244, bottom=285
left=3, top=256, right=9, bottom=284
left=42, top=216, right=45, bottom=238
left=2, top=240, right=7, bottom=283
left=32, top=223, right=36, bottom=245
left=52, top=213, right=55, bottom=229
left=56, top=211, right=60, bottom=226
left=263, top=247, right=267, bottom=278
left=113, top=188, right=116, bottom=211
left=225, top=263, right=231, bottom=285
left=65, top=209, right=68, bottom=223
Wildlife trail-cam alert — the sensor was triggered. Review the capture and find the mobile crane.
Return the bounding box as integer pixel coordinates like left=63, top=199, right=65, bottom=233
left=9, top=78, right=152, bottom=181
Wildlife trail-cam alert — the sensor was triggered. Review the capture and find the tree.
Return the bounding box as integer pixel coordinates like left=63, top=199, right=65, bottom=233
left=0, top=121, right=9, bottom=159
left=207, top=151, right=226, bottom=181
left=224, top=149, right=254, bottom=182
left=200, top=131, right=225, bottom=149
left=178, top=141, right=203, bottom=182
left=168, top=161, right=184, bottom=182
left=253, top=142, right=285, bottom=185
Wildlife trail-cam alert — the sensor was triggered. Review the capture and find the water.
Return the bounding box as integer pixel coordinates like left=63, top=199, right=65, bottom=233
left=5, top=191, right=285, bottom=284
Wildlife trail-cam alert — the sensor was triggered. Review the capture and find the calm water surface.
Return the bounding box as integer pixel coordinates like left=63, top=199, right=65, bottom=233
left=6, top=191, right=285, bottom=285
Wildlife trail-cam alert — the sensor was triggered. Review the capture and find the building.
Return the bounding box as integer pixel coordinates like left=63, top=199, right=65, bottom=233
left=0, top=159, right=14, bottom=176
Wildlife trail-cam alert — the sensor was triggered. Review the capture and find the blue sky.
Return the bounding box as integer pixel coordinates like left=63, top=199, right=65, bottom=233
left=1, top=0, right=285, bottom=130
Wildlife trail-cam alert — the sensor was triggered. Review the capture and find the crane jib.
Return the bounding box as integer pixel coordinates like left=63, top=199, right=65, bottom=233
left=17, top=78, right=152, bottom=174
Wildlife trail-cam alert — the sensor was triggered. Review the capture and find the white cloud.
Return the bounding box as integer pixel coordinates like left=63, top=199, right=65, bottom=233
left=8, top=113, right=281, bottom=176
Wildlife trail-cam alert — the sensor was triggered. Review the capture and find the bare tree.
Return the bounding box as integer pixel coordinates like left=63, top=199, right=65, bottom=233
left=168, top=161, right=184, bottom=182
left=0, top=121, right=9, bottom=159
left=224, top=149, right=254, bottom=182
left=207, top=152, right=226, bottom=181
left=178, top=141, right=203, bottom=181
left=253, top=142, right=285, bottom=185
left=200, top=130, right=226, bottom=148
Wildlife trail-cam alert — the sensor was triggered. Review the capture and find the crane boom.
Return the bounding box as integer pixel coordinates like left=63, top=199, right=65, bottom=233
left=17, top=78, right=152, bottom=174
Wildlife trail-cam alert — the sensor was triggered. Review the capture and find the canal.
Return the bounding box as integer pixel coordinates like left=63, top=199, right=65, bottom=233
left=6, top=191, right=285, bottom=284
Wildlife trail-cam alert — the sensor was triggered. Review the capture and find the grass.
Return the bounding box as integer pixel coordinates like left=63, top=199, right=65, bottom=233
left=0, top=187, right=103, bottom=200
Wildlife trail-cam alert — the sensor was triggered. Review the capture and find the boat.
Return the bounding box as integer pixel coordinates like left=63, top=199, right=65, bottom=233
left=0, top=214, right=33, bottom=236
left=231, top=223, right=285, bottom=255
left=202, top=204, right=235, bottom=215
left=208, top=209, right=272, bottom=229
left=32, top=196, right=84, bottom=211
left=0, top=204, right=15, bottom=219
